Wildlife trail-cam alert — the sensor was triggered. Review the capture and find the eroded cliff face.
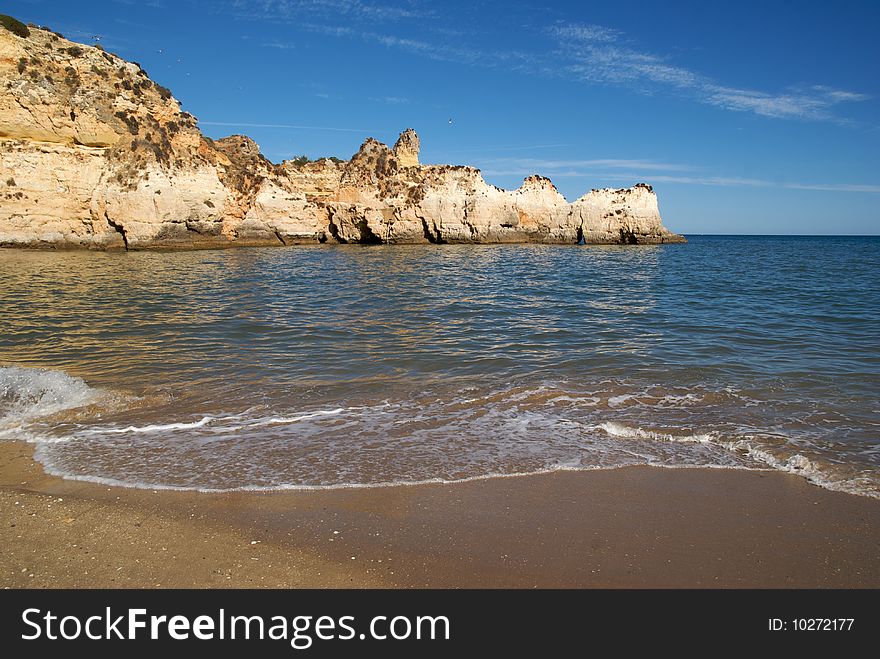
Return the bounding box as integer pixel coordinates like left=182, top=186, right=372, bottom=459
left=0, top=23, right=685, bottom=249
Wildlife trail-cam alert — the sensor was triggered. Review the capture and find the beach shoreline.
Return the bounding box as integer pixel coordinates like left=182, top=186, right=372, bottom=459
left=2, top=440, right=878, bottom=588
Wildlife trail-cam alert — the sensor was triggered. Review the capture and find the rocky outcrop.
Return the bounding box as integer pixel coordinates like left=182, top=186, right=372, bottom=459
left=392, top=128, right=420, bottom=168
left=0, top=20, right=685, bottom=249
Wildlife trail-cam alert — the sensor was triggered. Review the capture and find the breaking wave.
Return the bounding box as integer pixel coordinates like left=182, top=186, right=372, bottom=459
left=0, top=366, right=101, bottom=440
left=1, top=368, right=873, bottom=499
left=597, top=420, right=879, bottom=499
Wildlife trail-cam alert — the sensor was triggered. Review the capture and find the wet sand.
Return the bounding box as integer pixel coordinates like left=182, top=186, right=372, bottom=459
left=1, top=440, right=878, bottom=588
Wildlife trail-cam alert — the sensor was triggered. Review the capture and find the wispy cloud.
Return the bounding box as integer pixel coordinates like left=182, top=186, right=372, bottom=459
left=475, top=156, right=879, bottom=193
left=703, top=85, right=868, bottom=121
left=113, top=0, right=164, bottom=7
left=782, top=182, right=880, bottom=193
left=594, top=172, right=880, bottom=193
left=449, top=143, right=570, bottom=154
left=480, top=157, right=693, bottom=172
left=369, top=96, right=410, bottom=104
left=226, top=0, right=428, bottom=22
left=210, top=6, right=867, bottom=125
left=551, top=24, right=699, bottom=89
left=299, top=23, right=355, bottom=37
left=619, top=174, right=772, bottom=187
left=199, top=121, right=375, bottom=133
left=262, top=41, right=297, bottom=50
left=554, top=24, right=621, bottom=44
left=550, top=23, right=868, bottom=123
left=375, top=33, right=489, bottom=65
left=298, top=23, right=532, bottom=67
left=357, top=30, right=528, bottom=66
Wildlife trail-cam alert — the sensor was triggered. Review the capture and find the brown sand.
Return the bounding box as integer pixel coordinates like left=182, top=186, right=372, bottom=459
left=1, top=440, right=878, bottom=588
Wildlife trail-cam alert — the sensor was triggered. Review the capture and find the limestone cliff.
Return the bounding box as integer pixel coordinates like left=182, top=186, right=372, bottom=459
left=0, top=20, right=685, bottom=249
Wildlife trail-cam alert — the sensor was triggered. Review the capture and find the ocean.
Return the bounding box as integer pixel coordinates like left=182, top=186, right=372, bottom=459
left=1, top=236, right=878, bottom=497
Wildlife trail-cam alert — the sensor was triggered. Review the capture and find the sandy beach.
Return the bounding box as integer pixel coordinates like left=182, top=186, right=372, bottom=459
left=2, top=440, right=878, bottom=588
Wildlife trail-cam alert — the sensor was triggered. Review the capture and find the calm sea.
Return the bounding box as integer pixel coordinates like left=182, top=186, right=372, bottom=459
left=1, top=236, right=878, bottom=497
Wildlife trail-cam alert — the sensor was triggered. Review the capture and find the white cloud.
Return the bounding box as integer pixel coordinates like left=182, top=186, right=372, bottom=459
left=595, top=172, right=880, bottom=192
left=552, top=24, right=698, bottom=89
left=199, top=121, right=374, bottom=133
left=474, top=155, right=878, bottom=192
left=373, top=33, right=509, bottom=66
left=228, top=0, right=426, bottom=22
left=480, top=157, right=693, bottom=172
left=551, top=24, right=621, bottom=44
left=449, top=143, right=570, bottom=154
left=784, top=182, right=880, bottom=193
left=704, top=85, right=867, bottom=121
left=219, top=7, right=869, bottom=126
left=630, top=174, right=772, bottom=187
left=369, top=96, right=410, bottom=104
left=550, top=22, right=868, bottom=123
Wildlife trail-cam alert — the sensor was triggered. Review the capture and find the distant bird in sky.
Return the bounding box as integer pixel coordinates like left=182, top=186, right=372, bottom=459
left=92, top=35, right=101, bottom=42
left=448, top=118, right=454, bottom=125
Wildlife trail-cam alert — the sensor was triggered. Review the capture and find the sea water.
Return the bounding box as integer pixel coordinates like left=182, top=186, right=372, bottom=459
left=1, top=236, right=878, bottom=496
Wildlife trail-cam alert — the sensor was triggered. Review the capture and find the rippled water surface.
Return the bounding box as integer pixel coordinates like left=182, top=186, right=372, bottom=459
left=1, top=237, right=878, bottom=496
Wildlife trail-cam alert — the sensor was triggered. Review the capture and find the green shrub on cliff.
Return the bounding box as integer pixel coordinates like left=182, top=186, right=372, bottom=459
left=155, top=84, right=173, bottom=100
left=289, top=155, right=344, bottom=167
left=1, top=14, right=30, bottom=38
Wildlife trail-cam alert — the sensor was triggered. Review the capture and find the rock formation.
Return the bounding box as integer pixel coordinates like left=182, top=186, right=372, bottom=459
left=0, top=19, right=685, bottom=249
left=392, top=128, right=420, bottom=168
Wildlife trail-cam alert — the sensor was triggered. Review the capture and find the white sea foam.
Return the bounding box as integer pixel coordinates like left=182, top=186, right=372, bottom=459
left=9, top=369, right=877, bottom=500
left=597, top=420, right=879, bottom=498
left=33, top=412, right=880, bottom=498
left=597, top=421, right=713, bottom=444
left=96, top=416, right=216, bottom=434
left=718, top=437, right=878, bottom=498
left=655, top=393, right=703, bottom=406
left=84, top=407, right=349, bottom=435
left=32, top=454, right=772, bottom=494
left=249, top=408, right=346, bottom=427
left=0, top=366, right=100, bottom=438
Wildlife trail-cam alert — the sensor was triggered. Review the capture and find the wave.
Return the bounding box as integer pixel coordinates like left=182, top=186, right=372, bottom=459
left=598, top=420, right=879, bottom=499
left=34, top=459, right=763, bottom=494
left=0, top=366, right=101, bottom=438
left=4, top=368, right=877, bottom=500
left=35, top=413, right=879, bottom=499
left=95, top=416, right=216, bottom=434
left=87, top=407, right=349, bottom=435
left=718, top=437, right=879, bottom=499
left=248, top=408, right=346, bottom=427
left=597, top=421, right=713, bottom=444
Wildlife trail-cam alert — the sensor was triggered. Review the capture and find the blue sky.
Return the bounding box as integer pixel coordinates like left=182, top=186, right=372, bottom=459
left=7, top=0, right=880, bottom=234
